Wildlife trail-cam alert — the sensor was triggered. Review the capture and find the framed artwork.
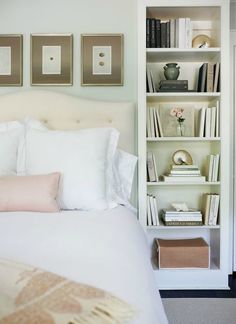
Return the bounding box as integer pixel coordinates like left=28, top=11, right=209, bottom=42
left=81, top=34, right=123, bottom=86
left=0, top=35, right=23, bottom=86
left=31, top=34, right=73, bottom=85
left=159, top=104, right=195, bottom=137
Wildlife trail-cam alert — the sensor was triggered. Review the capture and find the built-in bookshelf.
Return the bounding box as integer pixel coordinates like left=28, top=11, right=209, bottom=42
left=138, top=0, right=230, bottom=289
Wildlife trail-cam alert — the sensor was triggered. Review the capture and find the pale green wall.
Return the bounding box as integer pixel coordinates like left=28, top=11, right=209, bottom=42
left=0, top=0, right=137, bottom=102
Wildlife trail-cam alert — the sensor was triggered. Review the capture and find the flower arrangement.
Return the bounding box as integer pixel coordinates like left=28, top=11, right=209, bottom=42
left=170, top=108, right=185, bottom=136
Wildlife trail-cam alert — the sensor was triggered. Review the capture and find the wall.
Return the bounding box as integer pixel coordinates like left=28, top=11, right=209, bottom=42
left=0, top=0, right=137, bottom=102
left=231, top=2, right=236, bottom=29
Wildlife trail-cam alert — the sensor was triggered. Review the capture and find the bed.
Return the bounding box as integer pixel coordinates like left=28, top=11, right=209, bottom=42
left=0, top=90, right=168, bottom=324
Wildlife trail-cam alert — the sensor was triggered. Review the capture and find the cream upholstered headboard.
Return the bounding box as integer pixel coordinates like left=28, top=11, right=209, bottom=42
left=0, top=90, right=135, bottom=153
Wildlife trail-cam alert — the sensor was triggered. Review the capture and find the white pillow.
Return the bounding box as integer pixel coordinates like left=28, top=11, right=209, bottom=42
left=111, top=149, right=137, bottom=207
left=18, top=118, right=137, bottom=208
left=0, top=121, right=24, bottom=175
left=21, top=127, right=119, bottom=210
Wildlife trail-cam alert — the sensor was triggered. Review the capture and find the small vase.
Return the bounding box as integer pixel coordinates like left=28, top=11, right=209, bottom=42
left=176, top=121, right=185, bottom=136
left=164, top=63, right=180, bottom=80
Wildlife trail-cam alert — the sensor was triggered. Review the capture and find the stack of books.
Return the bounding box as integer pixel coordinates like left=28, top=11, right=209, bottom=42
left=146, top=106, right=163, bottom=137
left=146, top=17, right=192, bottom=48
left=159, top=80, right=188, bottom=92
left=163, top=164, right=206, bottom=183
left=197, top=63, right=220, bottom=93
left=147, top=151, right=158, bottom=182
left=161, top=209, right=203, bottom=226
left=198, top=102, right=220, bottom=138
left=147, top=194, right=160, bottom=226
left=202, top=194, right=220, bottom=226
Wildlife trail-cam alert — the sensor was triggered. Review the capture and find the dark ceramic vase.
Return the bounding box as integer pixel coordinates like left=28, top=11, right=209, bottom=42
left=164, top=63, right=180, bottom=80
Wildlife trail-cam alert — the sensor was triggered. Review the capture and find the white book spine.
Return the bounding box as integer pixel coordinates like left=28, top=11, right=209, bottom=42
left=178, top=18, right=186, bottom=48
left=212, top=195, right=220, bottom=226
left=208, top=195, right=215, bottom=225
left=205, top=108, right=211, bottom=138
left=155, top=108, right=163, bottom=137
left=213, top=63, right=220, bottom=93
left=152, top=107, right=159, bottom=137
left=210, top=107, right=216, bottom=137
left=216, top=100, right=220, bottom=137
left=149, top=107, right=155, bottom=138
left=154, top=196, right=160, bottom=226
left=170, top=19, right=175, bottom=48
left=185, top=18, right=192, bottom=48
left=150, top=196, right=157, bottom=226
left=164, top=216, right=202, bottom=221
left=213, top=154, right=220, bottom=182
left=146, top=108, right=151, bottom=137
left=146, top=66, right=153, bottom=93
left=199, top=107, right=206, bottom=137
left=146, top=195, right=152, bottom=226
left=147, top=151, right=156, bottom=182
left=207, top=155, right=214, bottom=182
left=152, top=153, right=158, bottom=181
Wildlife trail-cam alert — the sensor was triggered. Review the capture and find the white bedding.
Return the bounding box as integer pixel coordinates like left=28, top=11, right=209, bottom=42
left=0, top=206, right=167, bottom=324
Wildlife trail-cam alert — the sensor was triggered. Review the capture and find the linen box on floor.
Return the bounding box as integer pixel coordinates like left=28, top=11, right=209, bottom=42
left=155, top=237, right=210, bottom=269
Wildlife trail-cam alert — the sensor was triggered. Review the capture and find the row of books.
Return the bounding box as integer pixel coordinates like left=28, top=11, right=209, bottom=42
left=147, top=194, right=160, bottom=226
left=197, top=63, right=220, bottom=93
left=206, top=154, right=220, bottom=182
left=147, top=151, right=158, bottom=182
left=146, top=107, right=163, bottom=138
left=146, top=17, right=192, bottom=48
left=161, top=209, right=203, bottom=226
left=198, top=104, right=220, bottom=138
left=202, top=194, right=220, bottom=225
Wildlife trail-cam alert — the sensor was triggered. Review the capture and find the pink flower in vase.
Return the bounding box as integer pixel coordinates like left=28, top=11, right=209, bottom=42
left=170, top=108, right=185, bottom=136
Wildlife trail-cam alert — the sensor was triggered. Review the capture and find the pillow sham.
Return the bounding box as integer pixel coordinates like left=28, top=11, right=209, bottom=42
left=0, top=173, right=60, bottom=212
left=21, top=127, right=119, bottom=210
left=0, top=121, right=24, bottom=176
left=18, top=118, right=137, bottom=208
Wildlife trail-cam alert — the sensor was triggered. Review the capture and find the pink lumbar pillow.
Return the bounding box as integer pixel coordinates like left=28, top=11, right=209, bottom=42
left=0, top=173, right=60, bottom=212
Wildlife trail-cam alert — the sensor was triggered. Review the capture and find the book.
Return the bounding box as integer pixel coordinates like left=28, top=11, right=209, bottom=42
left=205, top=107, right=211, bottom=137
left=152, top=107, right=159, bottom=137
left=163, top=175, right=206, bottom=182
left=210, top=106, right=216, bottom=137
left=150, top=69, right=156, bottom=92
left=146, top=195, right=152, bottom=226
left=149, top=195, right=157, bottom=226
left=159, top=80, right=188, bottom=91
left=146, top=66, right=154, bottom=93
left=147, top=152, right=157, bottom=182
left=185, top=18, right=192, bottom=48
left=155, top=108, right=163, bottom=137
left=163, top=220, right=203, bottom=226
left=161, top=22, right=167, bottom=48
left=170, top=19, right=175, bottom=48
left=213, top=63, right=220, bottom=92
left=146, top=18, right=151, bottom=48
left=215, top=100, right=220, bottom=137
left=199, top=107, right=206, bottom=137
left=155, top=19, right=161, bottom=48
left=172, top=164, right=199, bottom=169
left=197, top=63, right=207, bottom=92
left=176, top=18, right=186, bottom=48
left=208, top=195, right=215, bottom=226
left=150, top=18, right=156, bottom=48
left=212, top=194, right=220, bottom=226
left=152, top=153, right=158, bottom=181
left=202, top=193, right=211, bottom=225
left=170, top=170, right=201, bottom=175
left=206, top=63, right=214, bottom=92
left=212, top=154, right=220, bottom=182
left=149, top=107, right=155, bottom=137
left=153, top=196, right=160, bottom=225
left=166, top=21, right=170, bottom=48
left=146, top=108, right=151, bottom=137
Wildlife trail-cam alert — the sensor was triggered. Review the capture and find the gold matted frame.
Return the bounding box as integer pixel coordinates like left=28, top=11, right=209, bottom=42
left=31, top=34, right=73, bottom=86
left=0, top=34, right=23, bottom=86
left=81, top=34, right=123, bottom=86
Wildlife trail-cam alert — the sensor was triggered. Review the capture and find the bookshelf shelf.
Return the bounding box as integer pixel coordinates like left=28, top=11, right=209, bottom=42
left=147, top=92, right=221, bottom=103
left=147, top=224, right=220, bottom=230
left=147, top=48, right=221, bottom=62
left=138, top=0, right=230, bottom=289
left=147, top=181, right=221, bottom=186
left=147, top=137, right=221, bottom=142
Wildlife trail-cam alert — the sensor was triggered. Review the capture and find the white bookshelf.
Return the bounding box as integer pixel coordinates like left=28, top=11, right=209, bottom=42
left=138, top=0, right=230, bottom=289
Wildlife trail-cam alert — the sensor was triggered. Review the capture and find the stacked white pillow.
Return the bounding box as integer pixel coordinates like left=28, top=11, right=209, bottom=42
left=1, top=118, right=137, bottom=211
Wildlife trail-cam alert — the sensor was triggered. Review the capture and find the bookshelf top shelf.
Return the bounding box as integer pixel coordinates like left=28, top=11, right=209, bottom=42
left=147, top=137, right=221, bottom=142
left=146, top=48, right=221, bottom=62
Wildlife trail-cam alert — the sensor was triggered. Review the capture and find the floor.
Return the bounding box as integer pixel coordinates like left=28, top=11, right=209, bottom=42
left=160, top=273, right=236, bottom=298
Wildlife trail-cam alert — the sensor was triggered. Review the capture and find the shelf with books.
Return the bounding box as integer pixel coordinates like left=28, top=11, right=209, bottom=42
left=147, top=48, right=221, bottom=63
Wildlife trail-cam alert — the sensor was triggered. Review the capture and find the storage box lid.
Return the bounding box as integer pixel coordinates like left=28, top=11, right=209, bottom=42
left=156, top=237, right=208, bottom=248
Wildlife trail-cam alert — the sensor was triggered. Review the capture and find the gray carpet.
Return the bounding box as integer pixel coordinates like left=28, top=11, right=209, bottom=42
left=162, top=298, right=236, bottom=324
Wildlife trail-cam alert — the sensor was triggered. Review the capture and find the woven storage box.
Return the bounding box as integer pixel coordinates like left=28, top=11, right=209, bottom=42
left=156, top=237, right=210, bottom=269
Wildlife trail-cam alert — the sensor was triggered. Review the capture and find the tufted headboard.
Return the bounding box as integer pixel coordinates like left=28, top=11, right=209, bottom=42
left=0, top=90, right=135, bottom=153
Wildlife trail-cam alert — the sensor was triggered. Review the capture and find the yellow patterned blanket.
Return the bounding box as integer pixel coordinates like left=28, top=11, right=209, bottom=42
left=0, top=259, right=135, bottom=324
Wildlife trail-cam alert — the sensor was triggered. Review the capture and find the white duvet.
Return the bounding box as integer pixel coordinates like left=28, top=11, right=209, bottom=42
left=0, top=206, right=168, bottom=324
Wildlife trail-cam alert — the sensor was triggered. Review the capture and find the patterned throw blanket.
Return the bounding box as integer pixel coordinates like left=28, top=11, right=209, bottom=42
left=0, top=259, right=135, bottom=324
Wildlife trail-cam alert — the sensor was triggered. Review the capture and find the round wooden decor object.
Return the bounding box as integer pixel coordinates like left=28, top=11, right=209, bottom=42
left=172, top=150, right=193, bottom=165
left=192, top=34, right=212, bottom=48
